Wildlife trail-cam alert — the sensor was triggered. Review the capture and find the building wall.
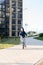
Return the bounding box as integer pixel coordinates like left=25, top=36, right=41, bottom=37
left=0, top=1, right=6, bottom=36
left=0, top=0, right=22, bottom=37
left=0, top=4, right=1, bottom=35
left=10, top=0, right=22, bottom=37
left=9, top=0, right=22, bottom=37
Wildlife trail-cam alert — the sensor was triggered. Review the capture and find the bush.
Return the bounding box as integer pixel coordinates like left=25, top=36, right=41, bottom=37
left=39, top=33, right=43, bottom=37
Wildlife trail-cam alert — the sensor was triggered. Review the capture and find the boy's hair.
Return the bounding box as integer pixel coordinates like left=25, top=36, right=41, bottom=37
left=21, top=27, right=24, bottom=31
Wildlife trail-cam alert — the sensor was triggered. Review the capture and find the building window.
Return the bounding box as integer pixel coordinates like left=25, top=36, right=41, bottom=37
left=3, top=5, right=5, bottom=8
left=18, top=2, right=22, bottom=7
left=6, top=31, right=9, bottom=36
left=12, top=13, right=16, bottom=18
left=6, top=19, right=9, bottom=24
left=12, top=31, right=16, bottom=36
left=6, top=16, right=9, bottom=23
left=12, top=25, right=16, bottom=30
left=6, top=0, right=9, bottom=3
left=13, top=7, right=16, bottom=12
left=18, top=8, right=22, bottom=12
left=3, top=8, right=5, bottom=11
left=18, top=32, right=20, bottom=36
left=3, top=15, right=5, bottom=17
left=12, top=1, right=16, bottom=6
left=2, top=19, right=5, bottom=22
left=18, top=25, right=21, bottom=30
left=12, top=19, right=16, bottom=24
left=18, top=14, right=22, bottom=18
left=18, top=20, right=21, bottom=24
left=18, top=0, right=22, bottom=1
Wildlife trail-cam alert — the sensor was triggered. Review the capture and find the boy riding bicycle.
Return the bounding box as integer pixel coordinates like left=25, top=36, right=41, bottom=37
left=20, top=27, right=27, bottom=49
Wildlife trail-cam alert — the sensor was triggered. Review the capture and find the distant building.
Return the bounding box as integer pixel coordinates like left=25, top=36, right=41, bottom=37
left=27, top=31, right=36, bottom=36
left=0, top=0, right=22, bottom=37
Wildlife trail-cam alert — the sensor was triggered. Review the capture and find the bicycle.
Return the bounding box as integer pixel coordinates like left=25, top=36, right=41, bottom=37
left=22, top=37, right=26, bottom=49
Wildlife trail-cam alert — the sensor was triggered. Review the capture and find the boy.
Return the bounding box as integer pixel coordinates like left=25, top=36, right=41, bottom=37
left=20, top=27, right=27, bottom=49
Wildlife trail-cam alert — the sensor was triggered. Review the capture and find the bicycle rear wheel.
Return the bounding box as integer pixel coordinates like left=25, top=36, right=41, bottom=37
left=23, top=42, right=25, bottom=49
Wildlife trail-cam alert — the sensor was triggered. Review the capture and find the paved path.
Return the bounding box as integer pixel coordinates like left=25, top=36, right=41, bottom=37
left=0, top=37, right=43, bottom=65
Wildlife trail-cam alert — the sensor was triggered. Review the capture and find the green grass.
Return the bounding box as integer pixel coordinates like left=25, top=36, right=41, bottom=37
left=0, top=37, right=20, bottom=49
left=35, top=37, right=43, bottom=41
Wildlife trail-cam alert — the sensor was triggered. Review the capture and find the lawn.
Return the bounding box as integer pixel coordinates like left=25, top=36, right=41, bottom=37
left=0, top=37, right=20, bottom=49
left=35, top=37, right=43, bottom=41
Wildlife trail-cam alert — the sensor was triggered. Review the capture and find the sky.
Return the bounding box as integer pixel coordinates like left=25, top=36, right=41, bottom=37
left=0, top=0, right=4, bottom=3
left=23, top=0, right=43, bottom=33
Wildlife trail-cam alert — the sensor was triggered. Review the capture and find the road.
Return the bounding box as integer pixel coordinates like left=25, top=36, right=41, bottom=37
left=25, top=37, right=43, bottom=46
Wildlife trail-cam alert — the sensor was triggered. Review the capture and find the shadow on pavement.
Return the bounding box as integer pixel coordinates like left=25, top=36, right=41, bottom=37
left=7, top=47, right=43, bottom=50
left=0, top=63, right=34, bottom=65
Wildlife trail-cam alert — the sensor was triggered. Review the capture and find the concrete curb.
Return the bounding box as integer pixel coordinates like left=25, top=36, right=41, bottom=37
left=34, top=58, right=43, bottom=65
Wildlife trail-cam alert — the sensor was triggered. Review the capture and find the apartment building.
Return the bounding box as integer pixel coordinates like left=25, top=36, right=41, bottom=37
left=0, top=0, right=22, bottom=37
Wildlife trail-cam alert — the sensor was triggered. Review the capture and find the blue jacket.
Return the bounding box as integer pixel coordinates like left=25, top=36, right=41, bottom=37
left=20, top=31, right=27, bottom=38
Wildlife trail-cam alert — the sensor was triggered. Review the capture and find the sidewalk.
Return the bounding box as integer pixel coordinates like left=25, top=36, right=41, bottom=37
left=0, top=45, right=43, bottom=65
